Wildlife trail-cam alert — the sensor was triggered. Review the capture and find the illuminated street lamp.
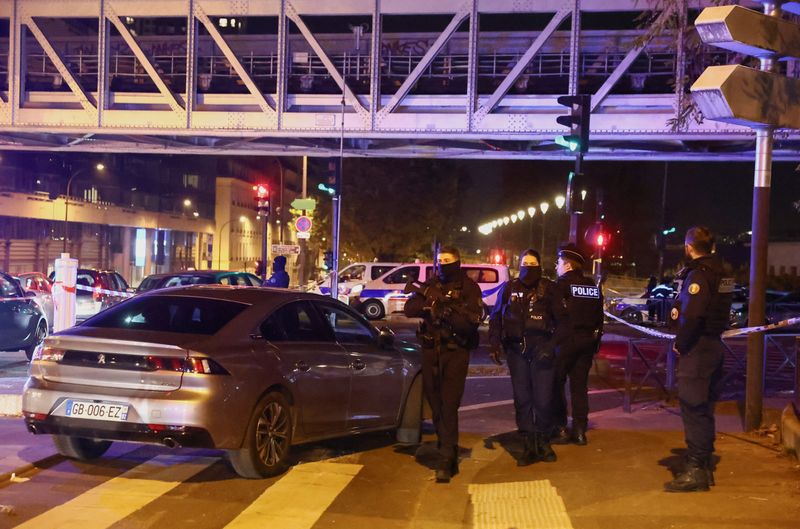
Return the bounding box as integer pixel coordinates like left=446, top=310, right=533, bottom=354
left=555, top=195, right=566, bottom=210
left=183, top=198, right=192, bottom=207
left=64, top=163, right=106, bottom=253
left=516, top=209, right=525, bottom=220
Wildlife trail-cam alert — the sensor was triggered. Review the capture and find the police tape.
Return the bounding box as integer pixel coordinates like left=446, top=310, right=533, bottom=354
left=604, top=310, right=800, bottom=340
left=73, top=283, right=135, bottom=298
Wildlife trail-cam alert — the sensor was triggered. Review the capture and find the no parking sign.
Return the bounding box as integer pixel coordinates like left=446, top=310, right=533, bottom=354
left=295, top=215, right=312, bottom=239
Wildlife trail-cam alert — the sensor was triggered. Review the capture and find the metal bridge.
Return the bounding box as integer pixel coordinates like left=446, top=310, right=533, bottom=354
left=0, top=0, right=790, bottom=160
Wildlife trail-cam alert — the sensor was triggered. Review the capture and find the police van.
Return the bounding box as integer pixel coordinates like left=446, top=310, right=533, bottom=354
left=310, top=262, right=401, bottom=297
left=351, top=262, right=509, bottom=320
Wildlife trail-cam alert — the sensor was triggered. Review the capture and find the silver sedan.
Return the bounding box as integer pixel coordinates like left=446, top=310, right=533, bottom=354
left=23, top=286, right=423, bottom=478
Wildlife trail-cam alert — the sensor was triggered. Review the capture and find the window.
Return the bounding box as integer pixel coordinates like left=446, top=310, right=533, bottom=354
left=0, top=275, right=21, bottom=298
left=183, top=173, right=200, bottom=189
left=384, top=266, right=419, bottom=284
left=464, top=267, right=499, bottom=283
left=75, top=272, right=96, bottom=297
left=316, top=303, right=376, bottom=344
left=85, top=296, right=248, bottom=335
left=340, top=265, right=365, bottom=281
left=371, top=266, right=396, bottom=280
left=260, top=301, right=331, bottom=342
left=243, top=274, right=262, bottom=286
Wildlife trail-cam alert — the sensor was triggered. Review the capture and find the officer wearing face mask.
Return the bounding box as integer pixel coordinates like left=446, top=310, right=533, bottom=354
left=664, top=226, right=733, bottom=493
left=550, top=243, right=604, bottom=446
left=488, top=249, right=557, bottom=466
left=403, top=246, right=483, bottom=483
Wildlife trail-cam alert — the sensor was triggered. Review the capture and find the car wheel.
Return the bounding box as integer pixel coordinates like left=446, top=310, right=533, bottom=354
left=228, top=391, right=293, bottom=479
left=622, top=308, right=643, bottom=324
left=362, top=300, right=385, bottom=320
left=53, top=435, right=112, bottom=460
left=25, top=319, right=48, bottom=361
left=396, top=375, right=423, bottom=445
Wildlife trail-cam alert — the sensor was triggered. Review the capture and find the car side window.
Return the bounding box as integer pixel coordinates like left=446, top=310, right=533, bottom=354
left=316, top=303, right=376, bottom=345
left=464, top=267, right=498, bottom=283
left=371, top=266, right=394, bottom=280
left=260, top=301, right=332, bottom=342
left=0, top=276, right=20, bottom=298
left=245, top=274, right=262, bottom=286
left=219, top=276, right=233, bottom=285
left=384, top=266, right=419, bottom=284
left=115, top=273, right=130, bottom=290
left=163, top=277, right=183, bottom=288
left=76, top=273, right=94, bottom=297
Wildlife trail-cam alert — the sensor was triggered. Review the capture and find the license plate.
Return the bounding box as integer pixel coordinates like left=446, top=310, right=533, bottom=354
left=65, top=400, right=129, bottom=422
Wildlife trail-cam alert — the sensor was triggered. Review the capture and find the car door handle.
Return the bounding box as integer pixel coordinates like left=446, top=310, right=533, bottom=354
left=294, top=360, right=310, bottom=372
left=350, top=359, right=366, bottom=371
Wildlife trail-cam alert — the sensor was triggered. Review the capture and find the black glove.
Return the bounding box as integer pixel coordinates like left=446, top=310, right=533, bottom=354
left=489, top=346, right=504, bottom=366
left=424, top=284, right=446, bottom=303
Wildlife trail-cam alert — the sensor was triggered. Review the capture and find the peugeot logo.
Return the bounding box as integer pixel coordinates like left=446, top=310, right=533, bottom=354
left=97, top=354, right=106, bottom=365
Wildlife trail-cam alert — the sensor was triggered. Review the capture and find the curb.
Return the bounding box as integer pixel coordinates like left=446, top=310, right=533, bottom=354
left=780, top=403, right=800, bottom=459
left=0, top=453, right=64, bottom=485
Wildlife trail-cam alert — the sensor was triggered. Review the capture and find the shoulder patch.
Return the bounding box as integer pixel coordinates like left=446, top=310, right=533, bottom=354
left=570, top=284, right=600, bottom=299
left=670, top=307, right=679, bottom=320
left=688, top=283, right=700, bottom=295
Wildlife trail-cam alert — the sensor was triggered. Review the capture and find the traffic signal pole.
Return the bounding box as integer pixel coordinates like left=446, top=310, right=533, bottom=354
left=569, top=153, right=582, bottom=244
left=330, top=77, right=346, bottom=301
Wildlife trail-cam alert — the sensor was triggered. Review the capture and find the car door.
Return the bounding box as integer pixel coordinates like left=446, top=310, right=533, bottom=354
left=0, top=275, right=36, bottom=351
left=315, top=301, right=405, bottom=430
left=255, top=300, right=352, bottom=437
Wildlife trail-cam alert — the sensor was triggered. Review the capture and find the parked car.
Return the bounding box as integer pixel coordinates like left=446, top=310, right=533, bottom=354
left=0, top=272, right=49, bottom=360
left=48, top=269, right=131, bottom=320
left=730, top=290, right=800, bottom=329
left=310, top=262, right=401, bottom=297
left=23, top=286, right=423, bottom=478
left=350, top=262, right=509, bottom=320
left=16, top=271, right=54, bottom=328
left=135, top=270, right=263, bottom=293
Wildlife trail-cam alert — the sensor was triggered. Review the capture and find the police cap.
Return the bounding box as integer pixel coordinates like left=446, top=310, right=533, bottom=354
left=557, top=242, right=585, bottom=265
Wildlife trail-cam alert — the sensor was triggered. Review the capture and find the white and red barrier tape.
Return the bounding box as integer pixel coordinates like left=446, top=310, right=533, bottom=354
left=73, top=283, right=135, bottom=298
left=604, top=310, right=800, bottom=340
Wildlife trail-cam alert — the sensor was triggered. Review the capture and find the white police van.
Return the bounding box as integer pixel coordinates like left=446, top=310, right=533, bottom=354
left=311, top=262, right=401, bottom=297
left=351, top=262, right=510, bottom=320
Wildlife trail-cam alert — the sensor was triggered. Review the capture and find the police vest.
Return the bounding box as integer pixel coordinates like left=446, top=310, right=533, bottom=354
left=501, top=279, right=552, bottom=339
left=673, top=258, right=734, bottom=335
left=563, top=276, right=603, bottom=333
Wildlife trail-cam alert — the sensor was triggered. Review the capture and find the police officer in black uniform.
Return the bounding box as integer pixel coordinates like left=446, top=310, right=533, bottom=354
left=550, top=243, right=604, bottom=446
left=664, top=226, right=733, bottom=492
left=488, top=249, right=557, bottom=466
left=403, top=247, right=483, bottom=483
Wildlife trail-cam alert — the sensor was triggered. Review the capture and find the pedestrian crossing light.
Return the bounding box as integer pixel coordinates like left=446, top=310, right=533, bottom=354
left=662, top=226, right=676, bottom=235
left=556, top=94, right=591, bottom=153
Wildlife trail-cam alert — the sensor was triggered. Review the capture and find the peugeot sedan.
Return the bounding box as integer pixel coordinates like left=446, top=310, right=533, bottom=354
left=23, top=286, right=423, bottom=478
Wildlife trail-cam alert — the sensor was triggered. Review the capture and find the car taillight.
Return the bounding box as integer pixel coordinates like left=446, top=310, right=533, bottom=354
left=33, top=346, right=65, bottom=362
left=93, top=282, right=102, bottom=301
left=142, top=355, right=228, bottom=375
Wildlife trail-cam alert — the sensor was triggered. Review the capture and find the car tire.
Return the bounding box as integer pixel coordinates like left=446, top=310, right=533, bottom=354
left=396, top=375, right=423, bottom=445
left=53, top=435, right=112, bottom=460
left=24, top=319, right=48, bottom=361
left=362, top=300, right=385, bottom=320
left=228, top=391, right=293, bottom=479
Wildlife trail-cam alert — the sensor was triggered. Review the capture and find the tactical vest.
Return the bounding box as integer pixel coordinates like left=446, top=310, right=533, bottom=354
left=562, top=274, right=603, bottom=334
left=501, top=279, right=552, bottom=339
left=674, top=258, right=734, bottom=336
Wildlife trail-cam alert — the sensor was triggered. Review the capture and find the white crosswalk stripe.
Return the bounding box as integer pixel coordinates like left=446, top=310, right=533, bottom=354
left=14, top=454, right=217, bottom=529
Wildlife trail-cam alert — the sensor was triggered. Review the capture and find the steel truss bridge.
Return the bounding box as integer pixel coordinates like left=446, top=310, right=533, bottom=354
left=0, top=0, right=790, bottom=161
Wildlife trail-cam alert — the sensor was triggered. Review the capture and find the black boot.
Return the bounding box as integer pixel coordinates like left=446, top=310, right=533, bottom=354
left=705, top=457, right=716, bottom=486
left=571, top=422, right=587, bottom=446
left=551, top=426, right=570, bottom=445
left=537, top=432, right=557, bottom=462
left=517, top=434, right=538, bottom=467
left=664, top=458, right=710, bottom=493
left=436, top=448, right=458, bottom=483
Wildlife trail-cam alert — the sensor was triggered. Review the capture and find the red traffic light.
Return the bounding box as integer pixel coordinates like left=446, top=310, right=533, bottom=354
left=253, top=184, right=269, bottom=199
left=489, top=249, right=505, bottom=265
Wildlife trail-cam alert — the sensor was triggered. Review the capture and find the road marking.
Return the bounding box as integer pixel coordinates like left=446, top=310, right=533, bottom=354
left=459, top=388, right=621, bottom=412
left=469, top=480, right=574, bottom=529
left=224, top=461, right=362, bottom=529
left=14, top=454, right=216, bottom=529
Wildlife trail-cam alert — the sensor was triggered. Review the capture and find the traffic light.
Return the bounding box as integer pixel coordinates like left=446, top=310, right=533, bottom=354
left=585, top=222, right=609, bottom=251
left=323, top=250, right=333, bottom=270
left=566, top=171, right=588, bottom=214
left=556, top=94, right=591, bottom=153
left=253, top=184, right=270, bottom=216
left=318, top=158, right=339, bottom=196
left=489, top=249, right=505, bottom=265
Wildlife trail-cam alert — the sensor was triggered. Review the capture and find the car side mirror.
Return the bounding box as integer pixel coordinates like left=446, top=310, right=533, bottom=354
left=378, top=326, right=395, bottom=348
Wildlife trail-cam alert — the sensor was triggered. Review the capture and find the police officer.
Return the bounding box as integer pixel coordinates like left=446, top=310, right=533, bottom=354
left=403, top=247, right=483, bottom=483
left=664, top=226, right=733, bottom=493
left=550, top=243, right=604, bottom=446
left=489, top=249, right=557, bottom=466
left=264, top=255, right=290, bottom=288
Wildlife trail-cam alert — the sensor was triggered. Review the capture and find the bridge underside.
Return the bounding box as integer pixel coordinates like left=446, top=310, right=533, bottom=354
left=0, top=0, right=786, bottom=161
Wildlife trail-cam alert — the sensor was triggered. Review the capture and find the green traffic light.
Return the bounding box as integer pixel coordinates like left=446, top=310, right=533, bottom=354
left=555, top=135, right=580, bottom=152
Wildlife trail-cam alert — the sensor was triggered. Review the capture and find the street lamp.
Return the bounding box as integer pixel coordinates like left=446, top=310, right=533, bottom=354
left=183, top=198, right=192, bottom=207
left=540, top=201, right=550, bottom=254
left=216, top=215, right=247, bottom=269
left=64, top=163, right=106, bottom=253
left=555, top=195, right=566, bottom=210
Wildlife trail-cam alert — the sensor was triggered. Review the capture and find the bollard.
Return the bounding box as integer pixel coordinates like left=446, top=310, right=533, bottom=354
left=53, top=253, right=78, bottom=332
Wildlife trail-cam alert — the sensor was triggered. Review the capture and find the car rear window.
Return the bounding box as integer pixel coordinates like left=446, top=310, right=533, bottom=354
left=84, top=296, right=248, bottom=335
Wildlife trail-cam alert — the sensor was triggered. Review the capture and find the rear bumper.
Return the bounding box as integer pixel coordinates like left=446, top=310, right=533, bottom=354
left=24, top=414, right=215, bottom=448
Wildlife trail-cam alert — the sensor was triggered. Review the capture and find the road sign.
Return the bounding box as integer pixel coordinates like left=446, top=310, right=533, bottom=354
left=295, top=215, right=313, bottom=233
left=271, top=244, right=301, bottom=255
left=291, top=198, right=317, bottom=212
left=297, top=232, right=311, bottom=239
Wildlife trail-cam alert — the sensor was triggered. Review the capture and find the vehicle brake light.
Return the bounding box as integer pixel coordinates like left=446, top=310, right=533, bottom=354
left=34, top=346, right=65, bottom=362
left=185, top=357, right=228, bottom=375
left=93, top=282, right=103, bottom=301
left=142, top=355, right=228, bottom=375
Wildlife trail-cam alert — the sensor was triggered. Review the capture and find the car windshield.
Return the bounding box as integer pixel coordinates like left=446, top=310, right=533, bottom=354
left=84, top=296, right=248, bottom=335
